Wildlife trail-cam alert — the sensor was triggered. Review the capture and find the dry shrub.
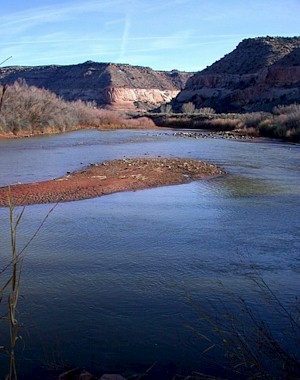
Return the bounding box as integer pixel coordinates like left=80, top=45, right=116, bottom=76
left=0, top=81, right=74, bottom=133
left=202, top=118, right=244, bottom=131
left=0, top=81, right=148, bottom=135
left=259, top=112, right=300, bottom=141
left=195, top=107, right=216, bottom=115
left=241, top=126, right=260, bottom=137
left=72, top=101, right=125, bottom=128
left=153, top=115, right=192, bottom=128
left=182, top=102, right=196, bottom=114
left=273, top=103, right=300, bottom=115
left=203, top=108, right=300, bottom=141
left=239, top=112, right=269, bottom=128
left=160, top=103, right=173, bottom=114
left=125, top=116, right=156, bottom=129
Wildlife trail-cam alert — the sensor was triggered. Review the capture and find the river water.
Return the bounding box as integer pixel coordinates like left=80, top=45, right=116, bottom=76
left=0, top=130, right=299, bottom=379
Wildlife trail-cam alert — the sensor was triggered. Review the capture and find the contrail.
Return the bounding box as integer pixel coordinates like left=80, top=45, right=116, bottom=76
left=119, top=14, right=131, bottom=62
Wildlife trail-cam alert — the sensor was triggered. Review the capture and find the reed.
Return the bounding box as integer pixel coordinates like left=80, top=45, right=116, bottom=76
left=0, top=193, right=24, bottom=379
left=186, top=272, right=300, bottom=379
left=1, top=194, right=57, bottom=379
left=7, top=196, right=24, bottom=380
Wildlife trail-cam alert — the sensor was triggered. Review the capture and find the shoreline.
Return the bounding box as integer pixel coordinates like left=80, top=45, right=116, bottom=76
left=0, top=124, right=163, bottom=140
left=0, top=126, right=280, bottom=143
left=0, top=158, right=224, bottom=207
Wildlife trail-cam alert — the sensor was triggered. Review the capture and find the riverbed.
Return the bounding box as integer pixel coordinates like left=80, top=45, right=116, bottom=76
left=0, top=129, right=299, bottom=379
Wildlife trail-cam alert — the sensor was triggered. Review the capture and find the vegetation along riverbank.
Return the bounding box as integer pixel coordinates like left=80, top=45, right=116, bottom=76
left=0, top=81, right=157, bottom=138
left=146, top=104, right=300, bottom=143
left=1, top=82, right=299, bottom=142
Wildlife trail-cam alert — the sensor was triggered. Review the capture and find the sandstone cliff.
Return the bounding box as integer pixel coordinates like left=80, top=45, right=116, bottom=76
left=174, top=37, right=300, bottom=112
left=0, top=62, right=191, bottom=111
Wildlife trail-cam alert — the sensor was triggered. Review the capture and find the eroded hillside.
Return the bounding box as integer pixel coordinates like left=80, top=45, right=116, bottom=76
left=173, top=37, right=300, bottom=112
left=0, top=62, right=192, bottom=111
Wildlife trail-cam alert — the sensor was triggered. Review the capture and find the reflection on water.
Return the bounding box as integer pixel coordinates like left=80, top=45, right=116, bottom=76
left=213, top=174, right=281, bottom=197
left=0, top=130, right=299, bottom=378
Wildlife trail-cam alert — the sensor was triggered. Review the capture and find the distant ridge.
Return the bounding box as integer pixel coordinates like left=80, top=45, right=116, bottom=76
left=174, top=36, right=300, bottom=112
left=2, top=37, right=299, bottom=114
left=203, top=37, right=300, bottom=74
left=0, top=62, right=192, bottom=111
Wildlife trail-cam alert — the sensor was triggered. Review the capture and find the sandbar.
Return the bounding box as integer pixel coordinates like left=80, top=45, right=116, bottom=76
left=0, top=158, right=224, bottom=207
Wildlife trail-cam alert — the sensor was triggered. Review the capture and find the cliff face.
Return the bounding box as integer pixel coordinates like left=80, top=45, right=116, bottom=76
left=0, top=62, right=191, bottom=111
left=174, top=37, right=300, bottom=112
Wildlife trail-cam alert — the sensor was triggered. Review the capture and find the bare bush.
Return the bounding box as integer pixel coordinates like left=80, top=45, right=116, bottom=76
left=182, top=102, right=195, bottom=114
left=0, top=81, right=146, bottom=135
left=196, top=107, right=216, bottom=115
left=202, top=118, right=243, bottom=131
left=125, top=116, right=156, bottom=129
left=239, top=112, right=269, bottom=128
left=160, top=103, right=173, bottom=114
left=259, top=109, right=300, bottom=141
left=272, top=103, right=300, bottom=115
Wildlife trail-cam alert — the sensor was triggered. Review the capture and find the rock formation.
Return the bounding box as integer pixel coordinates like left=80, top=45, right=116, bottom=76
left=173, top=37, right=300, bottom=112
left=0, top=62, right=191, bottom=111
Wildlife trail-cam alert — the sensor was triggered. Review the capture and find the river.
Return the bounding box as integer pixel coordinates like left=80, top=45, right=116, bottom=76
left=0, top=130, right=299, bottom=379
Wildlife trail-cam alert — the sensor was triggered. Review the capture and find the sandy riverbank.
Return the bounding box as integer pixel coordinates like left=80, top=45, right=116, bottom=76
left=0, top=123, right=163, bottom=140
left=0, top=158, right=224, bottom=207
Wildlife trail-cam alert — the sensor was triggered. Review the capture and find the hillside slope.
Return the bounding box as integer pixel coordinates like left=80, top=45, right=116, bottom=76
left=174, top=37, right=300, bottom=112
left=0, top=62, right=192, bottom=111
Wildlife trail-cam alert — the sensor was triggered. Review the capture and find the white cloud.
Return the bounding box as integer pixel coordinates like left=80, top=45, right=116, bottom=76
left=1, top=0, right=298, bottom=70
left=0, top=0, right=127, bottom=36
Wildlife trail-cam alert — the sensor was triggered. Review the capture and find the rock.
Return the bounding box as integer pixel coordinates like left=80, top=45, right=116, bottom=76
left=173, top=131, right=254, bottom=141
left=173, top=37, right=300, bottom=113
left=0, top=62, right=192, bottom=111
left=91, top=175, right=107, bottom=180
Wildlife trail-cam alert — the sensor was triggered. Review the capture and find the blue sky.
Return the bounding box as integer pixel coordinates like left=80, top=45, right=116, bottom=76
left=0, top=0, right=299, bottom=72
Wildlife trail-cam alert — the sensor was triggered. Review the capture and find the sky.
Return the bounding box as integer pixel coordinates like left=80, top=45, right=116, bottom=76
left=0, top=0, right=299, bottom=72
